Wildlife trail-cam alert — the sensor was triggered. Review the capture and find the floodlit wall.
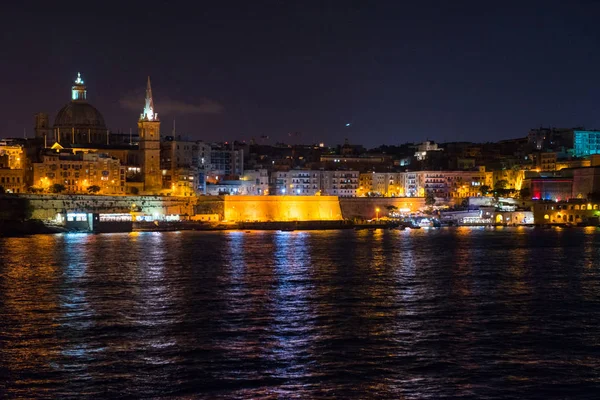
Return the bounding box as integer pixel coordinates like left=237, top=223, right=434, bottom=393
left=339, top=197, right=425, bottom=220
left=224, top=195, right=343, bottom=221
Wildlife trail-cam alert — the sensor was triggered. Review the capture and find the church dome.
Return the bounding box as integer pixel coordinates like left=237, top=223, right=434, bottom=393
left=54, top=102, right=106, bottom=129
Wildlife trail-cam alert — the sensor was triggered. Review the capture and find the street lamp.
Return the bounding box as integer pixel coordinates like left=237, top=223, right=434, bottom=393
left=376, top=207, right=380, bottom=221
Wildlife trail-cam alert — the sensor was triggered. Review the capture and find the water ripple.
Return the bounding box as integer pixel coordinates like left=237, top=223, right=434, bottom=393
left=1, top=228, right=600, bottom=398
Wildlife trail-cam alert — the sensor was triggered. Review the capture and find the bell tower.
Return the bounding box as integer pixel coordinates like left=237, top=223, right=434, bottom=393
left=138, top=77, right=162, bottom=193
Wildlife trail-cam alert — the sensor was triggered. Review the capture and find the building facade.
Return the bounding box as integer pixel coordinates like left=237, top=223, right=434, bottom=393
left=274, top=170, right=359, bottom=197
left=573, top=130, right=600, bottom=157
left=33, top=151, right=125, bottom=194
left=160, top=137, right=200, bottom=195
left=0, top=169, right=25, bottom=193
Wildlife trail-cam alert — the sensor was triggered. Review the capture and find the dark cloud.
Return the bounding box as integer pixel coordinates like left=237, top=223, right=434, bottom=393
left=119, top=93, right=224, bottom=116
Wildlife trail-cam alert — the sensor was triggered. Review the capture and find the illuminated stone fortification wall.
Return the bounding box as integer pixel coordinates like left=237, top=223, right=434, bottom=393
left=224, top=196, right=343, bottom=221
left=339, top=197, right=425, bottom=220
left=7, top=194, right=196, bottom=220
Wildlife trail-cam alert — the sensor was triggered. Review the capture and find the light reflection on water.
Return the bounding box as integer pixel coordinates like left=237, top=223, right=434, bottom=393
left=1, top=228, right=600, bottom=398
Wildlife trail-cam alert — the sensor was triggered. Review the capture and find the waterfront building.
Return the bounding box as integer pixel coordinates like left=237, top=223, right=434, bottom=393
left=532, top=201, right=600, bottom=225
left=419, top=169, right=488, bottom=200
left=32, top=151, right=125, bottom=194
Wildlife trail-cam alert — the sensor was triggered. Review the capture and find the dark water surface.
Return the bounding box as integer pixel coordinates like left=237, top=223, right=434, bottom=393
left=1, top=228, right=600, bottom=399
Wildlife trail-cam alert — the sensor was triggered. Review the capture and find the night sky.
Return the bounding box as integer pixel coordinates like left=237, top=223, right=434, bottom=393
left=2, top=1, right=600, bottom=148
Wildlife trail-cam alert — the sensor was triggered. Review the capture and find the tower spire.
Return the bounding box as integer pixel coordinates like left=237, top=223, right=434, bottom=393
left=141, top=76, right=158, bottom=121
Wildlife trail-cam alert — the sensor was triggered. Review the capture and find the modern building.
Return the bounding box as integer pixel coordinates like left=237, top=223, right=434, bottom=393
left=573, top=130, right=600, bottom=158
left=208, top=145, right=244, bottom=179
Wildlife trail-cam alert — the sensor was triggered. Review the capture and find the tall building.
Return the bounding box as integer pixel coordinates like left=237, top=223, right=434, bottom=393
left=160, top=136, right=199, bottom=195
left=209, top=145, right=244, bottom=178
left=138, top=77, right=162, bottom=193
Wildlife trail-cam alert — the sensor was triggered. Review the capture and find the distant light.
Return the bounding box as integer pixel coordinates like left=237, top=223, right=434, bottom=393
left=345, top=123, right=351, bottom=127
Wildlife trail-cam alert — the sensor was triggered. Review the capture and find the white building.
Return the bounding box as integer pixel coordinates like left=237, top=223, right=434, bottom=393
left=240, top=169, right=270, bottom=195
left=274, top=170, right=359, bottom=197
